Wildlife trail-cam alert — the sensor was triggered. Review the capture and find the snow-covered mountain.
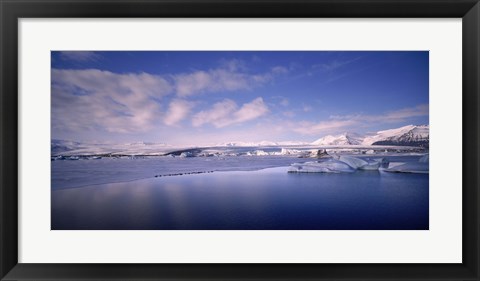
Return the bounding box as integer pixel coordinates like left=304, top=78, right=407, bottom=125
left=52, top=125, right=428, bottom=157
left=363, top=125, right=429, bottom=147
left=311, top=125, right=429, bottom=147
left=312, top=132, right=364, bottom=146
left=219, top=140, right=309, bottom=147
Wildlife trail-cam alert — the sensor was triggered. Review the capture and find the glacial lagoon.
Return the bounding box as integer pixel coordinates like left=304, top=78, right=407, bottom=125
left=51, top=154, right=428, bottom=230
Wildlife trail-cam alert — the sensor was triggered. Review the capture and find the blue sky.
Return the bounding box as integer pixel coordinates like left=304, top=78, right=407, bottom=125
left=51, top=51, right=428, bottom=145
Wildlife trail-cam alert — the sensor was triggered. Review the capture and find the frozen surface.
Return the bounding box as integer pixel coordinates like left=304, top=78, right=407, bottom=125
left=52, top=154, right=426, bottom=189
left=52, top=155, right=303, bottom=189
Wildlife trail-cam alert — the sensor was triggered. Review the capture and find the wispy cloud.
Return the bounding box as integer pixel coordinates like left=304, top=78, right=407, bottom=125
left=174, top=69, right=255, bottom=97
left=271, top=66, right=289, bottom=74
left=51, top=60, right=288, bottom=134
left=292, top=104, right=428, bottom=135
left=51, top=69, right=171, bottom=133
left=313, top=56, right=362, bottom=72
left=173, top=62, right=286, bottom=97
left=164, top=99, right=195, bottom=126
left=59, top=51, right=102, bottom=62
left=192, top=97, right=269, bottom=128
left=292, top=119, right=358, bottom=135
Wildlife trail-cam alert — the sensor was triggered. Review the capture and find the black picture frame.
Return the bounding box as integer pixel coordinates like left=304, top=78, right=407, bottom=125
left=1, top=0, right=479, bottom=280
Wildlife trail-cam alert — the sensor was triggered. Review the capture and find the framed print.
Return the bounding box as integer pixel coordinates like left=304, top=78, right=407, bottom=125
left=1, top=0, right=479, bottom=280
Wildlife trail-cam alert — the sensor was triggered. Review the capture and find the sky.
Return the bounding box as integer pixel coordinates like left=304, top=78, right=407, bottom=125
left=51, top=51, right=429, bottom=146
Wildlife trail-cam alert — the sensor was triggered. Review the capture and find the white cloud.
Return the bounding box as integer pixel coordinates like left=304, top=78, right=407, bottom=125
left=174, top=69, right=263, bottom=97
left=51, top=69, right=172, bottom=134
left=192, top=97, right=269, bottom=128
left=173, top=61, right=286, bottom=97
left=382, top=104, right=429, bottom=121
left=292, top=104, right=428, bottom=135
left=292, top=119, right=358, bottom=135
left=164, top=99, right=195, bottom=126
left=192, top=99, right=237, bottom=127
left=51, top=60, right=288, bottom=135
left=233, top=97, right=269, bottom=124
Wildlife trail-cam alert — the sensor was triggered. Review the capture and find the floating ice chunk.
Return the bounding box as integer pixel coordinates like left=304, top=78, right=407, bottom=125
left=357, top=158, right=389, bottom=170
left=331, top=155, right=389, bottom=170
left=280, top=148, right=303, bottom=155
left=360, top=161, right=381, bottom=170
left=179, top=152, right=194, bottom=157
left=288, top=160, right=355, bottom=173
left=384, top=162, right=429, bottom=174
left=245, top=150, right=270, bottom=156
left=254, top=150, right=269, bottom=156
left=419, top=154, right=429, bottom=163
left=337, top=155, right=368, bottom=169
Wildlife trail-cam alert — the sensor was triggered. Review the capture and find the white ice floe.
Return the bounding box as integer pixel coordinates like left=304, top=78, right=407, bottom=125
left=335, top=155, right=389, bottom=170
left=254, top=150, right=269, bottom=156
left=280, top=148, right=303, bottom=155
left=381, top=154, right=429, bottom=173
left=289, top=155, right=391, bottom=173
left=288, top=160, right=355, bottom=173
left=383, top=162, right=429, bottom=174
left=179, top=152, right=194, bottom=158
left=336, top=155, right=368, bottom=169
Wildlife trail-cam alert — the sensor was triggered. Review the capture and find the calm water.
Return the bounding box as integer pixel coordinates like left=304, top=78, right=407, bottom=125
left=51, top=165, right=429, bottom=230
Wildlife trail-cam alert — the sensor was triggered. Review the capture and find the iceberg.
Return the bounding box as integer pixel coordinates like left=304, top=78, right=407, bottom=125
left=336, top=155, right=368, bottom=169
left=254, top=150, right=269, bottom=156
left=288, top=160, right=355, bottom=173
left=383, top=162, right=429, bottom=174
left=292, top=155, right=390, bottom=173
left=382, top=154, right=429, bottom=173
left=179, top=152, right=194, bottom=158
left=280, top=148, right=303, bottom=155
left=335, top=155, right=388, bottom=170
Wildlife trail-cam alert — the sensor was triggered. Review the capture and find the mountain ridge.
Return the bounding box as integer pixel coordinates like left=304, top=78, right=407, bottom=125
left=312, top=125, right=429, bottom=147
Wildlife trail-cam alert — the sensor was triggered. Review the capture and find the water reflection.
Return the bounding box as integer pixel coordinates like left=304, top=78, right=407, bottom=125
left=52, top=167, right=428, bottom=230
